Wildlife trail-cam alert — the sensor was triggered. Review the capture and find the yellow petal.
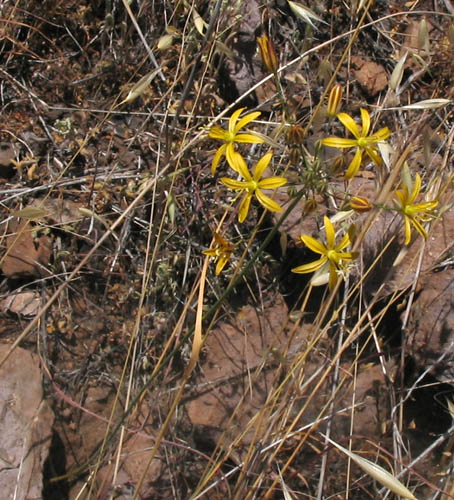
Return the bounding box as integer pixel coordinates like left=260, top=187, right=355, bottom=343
left=211, top=144, right=227, bottom=174
left=345, top=148, right=363, bottom=179
left=328, top=264, right=339, bottom=291
left=411, top=200, right=438, bottom=212
left=255, top=189, right=283, bottom=212
left=229, top=107, right=245, bottom=134
left=225, top=143, right=237, bottom=171
left=360, top=108, right=371, bottom=136
left=336, top=232, right=351, bottom=252
left=254, top=151, right=273, bottom=180
left=291, top=257, right=327, bottom=274
left=368, top=126, right=390, bottom=142
left=258, top=176, right=287, bottom=189
left=234, top=132, right=265, bottom=144
left=215, top=255, right=229, bottom=275
left=324, top=216, right=335, bottom=248
left=409, top=216, right=428, bottom=240
left=300, top=235, right=327, bottom=255
left=404, top=216, right=412, bottom=245
left=364, top=146, right=382, bottom=166
left=337, top=112, right=360, bottom=138
left=238, top=193, right=252, bottom=222
left=409, top=173, right=421, bottom=204
left=209, top=126, right=228, bottom=140
left=339, top=251, right=358, bottom=261
left=321, top=137, right=358, bottom=149
left=221, top=177, right=247, bottom=190
left=394, top=189, right=407, bottom=207
left=234, top=111, right=261, bottom=133
left=230, top=152, right=252, bottom=180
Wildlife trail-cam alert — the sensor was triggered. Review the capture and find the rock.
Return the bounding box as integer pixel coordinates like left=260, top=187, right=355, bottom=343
left=0, top=345, right=54, bottom=499
left=1, top=220, right=52, bottom=279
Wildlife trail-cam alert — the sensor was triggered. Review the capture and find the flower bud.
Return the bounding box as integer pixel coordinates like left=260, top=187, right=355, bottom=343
left=350, top=196, right=372, bottom=213
left=257, top=34, right=278, bottom=74
left=286, top=124, right=305, bottom=145
left=327, top=83, right=343, bottom=118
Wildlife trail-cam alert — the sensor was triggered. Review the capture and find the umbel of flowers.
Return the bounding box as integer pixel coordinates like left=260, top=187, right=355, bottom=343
left=204, top=104, right=438, bottom=289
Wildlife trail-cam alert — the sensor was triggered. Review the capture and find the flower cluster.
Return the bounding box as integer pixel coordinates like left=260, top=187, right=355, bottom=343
left=203, top=82, right=439, bottom=288
left=205, top=107, right=287, bottom=273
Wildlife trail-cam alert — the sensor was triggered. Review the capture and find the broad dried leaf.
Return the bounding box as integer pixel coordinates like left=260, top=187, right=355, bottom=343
left=288, top=1, right=325, bottom=29
left=324, top=436, right=419, bottom=500
left=121, top=69, right=161, bottom=105
left=11, top=207, right=49, bottom=220
left=390, top=52, right=407, bottom=91
left=192, top=7, right=207, bottom=36
left=401, top=99, right=451, bottom=110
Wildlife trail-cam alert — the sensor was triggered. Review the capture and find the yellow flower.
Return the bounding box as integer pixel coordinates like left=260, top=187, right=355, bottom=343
left=394, top=173, right=438, bottom=245
left=208, top=107, right=264, bottom=174
left=221, top=151, right=287, bottom=223
left=321, top=108, right=390, bottom=179
left=291, top=216, right=358, bottom=291
left=203, top=232, right=234, bottom=275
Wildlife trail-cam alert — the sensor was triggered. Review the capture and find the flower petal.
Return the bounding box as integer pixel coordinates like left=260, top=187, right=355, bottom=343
left=337, top=112, right=361, bottom=138
left=255, top=189, right=283, bottom=212
left=409, top=216, right=428, bottom=240
left=215, top=255, right=229, bottom=275
left=345, top=148, right=363, bottom=179
left=364, top=146, right=382, bottom=166
left=328, top=264, right=339, bottom=291
left=368, top=127, right=391, bottom=142
left=238, top=193, right=252, bottom=222
left=394, top=188, right=407, bottom=207
left=321, top=137, right=358, bottom=149
left=230, top=152, right=252, bottom=180
left=339, top=251, right=358, bottom=261
left=360, top=108, right=371, bottom=136
left=229, top=107, right=245, bottom=134
left=291, top=257, right=327, bottom=274
left=324, top=216, right=335, bottom=248
left=254, top=151, right=273, bottom=180
left=300, top=235, right=327, bottom=255
left=336, top=232, right=351, bottom=252
left=211, top=144, right=227, bottom=174
left=234, top=111, right=261, bottom=133
left=234, top=133, right=265, bottom=144
left=258, top=176, right=287, bottom=189
left=409, top=173, right=421, bottom=204
left=209, top=126, right=228, bottom=140
left=404, top=216, right=412, bottom=245
left=411, top=201, right=438, bottom=212
left=221, top=177, right=247, bottom=190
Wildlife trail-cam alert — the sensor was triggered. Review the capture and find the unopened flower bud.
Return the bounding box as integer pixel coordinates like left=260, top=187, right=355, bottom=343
left=257, top=34, right=278, bottom=74
left=327, top=83, right=343, bottom=118
left=286, top=124, right=305, bottom=145
left=350, top=196, right=372, bottom=213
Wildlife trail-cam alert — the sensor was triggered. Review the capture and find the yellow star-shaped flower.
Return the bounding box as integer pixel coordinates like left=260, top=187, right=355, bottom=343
left=394, top=173, right=438, bottom=245
left=221, top=151, right=287, bottom=223
left=208, top=107, right=264, bottom=174
left=321, top=108, right=390, bottom=179
left=292, top=216, right=358, bottom=291
left=203, top=232, right=234, bottom=275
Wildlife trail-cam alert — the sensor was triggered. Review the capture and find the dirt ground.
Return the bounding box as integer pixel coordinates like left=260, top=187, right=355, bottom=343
left=1, top=1, right=454, bottom=499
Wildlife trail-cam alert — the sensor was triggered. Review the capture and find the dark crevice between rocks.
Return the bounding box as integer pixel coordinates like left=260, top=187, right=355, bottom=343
left=42, top=431, right=69, bottom=500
